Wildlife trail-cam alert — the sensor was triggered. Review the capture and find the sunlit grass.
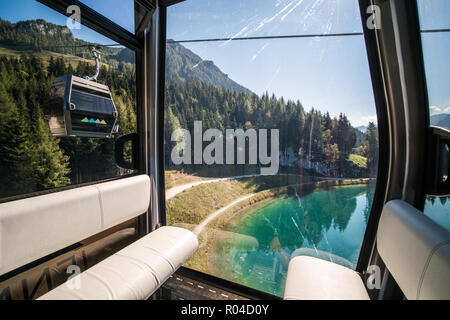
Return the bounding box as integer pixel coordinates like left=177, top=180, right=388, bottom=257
left=348, top=153, right=368, bottom=168
left=164, top=170, right=206, bottom=189
left=165, top=174, right=315, bottom=226
left=0, top=46, right=109, bottom=69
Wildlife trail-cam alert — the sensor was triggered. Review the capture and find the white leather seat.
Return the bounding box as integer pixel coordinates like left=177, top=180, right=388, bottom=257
left=284, top=256, right=369, bottom=300
left=0, top=174, right=199, bottom=300
left=38, top=226, right=198, bottom=300
left=283, top=200, right=450, bottom=300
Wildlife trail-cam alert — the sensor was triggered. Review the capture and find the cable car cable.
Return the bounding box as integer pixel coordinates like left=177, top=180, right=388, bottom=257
left=421, top=28, right=450, bottom=33
left=0, top=43, right=124, bottom=50
left=168, top=28, right=450, bottom=44
left=167, top=32, right=365, bottom=44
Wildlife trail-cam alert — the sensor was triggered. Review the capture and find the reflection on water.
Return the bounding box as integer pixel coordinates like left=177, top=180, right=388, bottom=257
left=209, top=184, right=373, bottom=297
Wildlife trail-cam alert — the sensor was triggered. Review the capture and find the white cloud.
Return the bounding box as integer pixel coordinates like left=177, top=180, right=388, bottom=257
left=430, top=105, right=441, bottom=114
left=348, top=115, right=378, bottom=127
left=362, top=115, right=378, bottom=123
left=444, top=107, right=450, bottom=113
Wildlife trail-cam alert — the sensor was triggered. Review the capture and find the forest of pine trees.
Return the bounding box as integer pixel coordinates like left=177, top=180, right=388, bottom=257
left=164, top=80, right=379, bottom=178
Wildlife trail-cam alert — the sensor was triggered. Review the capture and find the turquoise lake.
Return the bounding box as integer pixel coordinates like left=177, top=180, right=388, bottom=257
left=210, top=184, right=374, bottom=297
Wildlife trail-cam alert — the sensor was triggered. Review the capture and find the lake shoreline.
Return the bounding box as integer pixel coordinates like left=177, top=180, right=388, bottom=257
left=199, top=179, right=373, bottom=281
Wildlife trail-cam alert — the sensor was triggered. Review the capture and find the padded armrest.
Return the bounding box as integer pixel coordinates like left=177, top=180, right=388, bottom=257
left=38, top=226, right=198, bottom=300
left=0, top=175, right=150, bottom=276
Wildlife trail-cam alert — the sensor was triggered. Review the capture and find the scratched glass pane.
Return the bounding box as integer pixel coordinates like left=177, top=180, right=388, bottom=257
left=164, top=0, right=379, bottom=297
left=167, top=0, right=363, bottom=41
left=417, top=0, right=450, bottom=230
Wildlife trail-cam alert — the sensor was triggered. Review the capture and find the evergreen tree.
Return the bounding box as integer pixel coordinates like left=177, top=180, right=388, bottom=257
left=165, top=106, right=183, bottom=164
left=364, top=122, right=379, bottom=177
left=0, top=82, right=36, bottom=196
left=30, top=105, right=71, bottom=189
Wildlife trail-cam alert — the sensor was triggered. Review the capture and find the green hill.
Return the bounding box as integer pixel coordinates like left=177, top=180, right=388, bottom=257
left=0, top=46, right=106, bottom=70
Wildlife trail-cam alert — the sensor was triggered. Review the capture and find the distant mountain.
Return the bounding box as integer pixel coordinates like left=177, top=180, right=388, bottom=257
left=355, top=128, right=365, bottom=147
left=166, top=41, right=253, bottom=94
left=0, top=18, right=74, bottom=41
left=0, top=18, right=252, bottom=94
left=0, top=18, right=80, bottom=51
left=430, top=113, right=450, bottom=128
left=356, top=125, right=368, bottom=133
left=0, top=18, right=133, bottom=64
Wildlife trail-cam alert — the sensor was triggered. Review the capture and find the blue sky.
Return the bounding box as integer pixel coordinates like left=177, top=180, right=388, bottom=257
left=0, top=0, right=448, bottom=125
left=166, top=0, right=450, bottom=125
left=0, top=0, right=129, bottom=44
left=167, top=0, right=376, bottom=126
left=418, top=0, right=450, bottom=116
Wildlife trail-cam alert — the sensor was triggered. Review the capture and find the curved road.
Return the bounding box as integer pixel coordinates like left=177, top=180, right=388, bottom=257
left=165, top=175, right=259, bottom=200
left=165, top=174, right=307, bottom=236
left=165, top=173, right=302, bottom=200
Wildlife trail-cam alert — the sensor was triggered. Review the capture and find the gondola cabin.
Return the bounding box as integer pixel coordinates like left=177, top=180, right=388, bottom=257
left=46, top=75, right=118, bottom=138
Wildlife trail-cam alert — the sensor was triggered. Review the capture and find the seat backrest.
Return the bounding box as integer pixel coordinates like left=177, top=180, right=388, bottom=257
left=377, top=200, right=450, bottom=300
left=0, top=175, right=150, bottom=276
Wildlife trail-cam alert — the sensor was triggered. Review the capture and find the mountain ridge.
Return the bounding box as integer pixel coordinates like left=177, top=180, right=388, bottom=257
left=430, top=113, right=450, bottom=128
left=0, top=18, right=252, bottom=94
left=166, top=41, right=253, bottom=94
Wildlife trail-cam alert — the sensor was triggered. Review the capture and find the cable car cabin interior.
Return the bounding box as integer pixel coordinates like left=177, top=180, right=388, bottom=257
left=0, top=0, right=448, bottom=301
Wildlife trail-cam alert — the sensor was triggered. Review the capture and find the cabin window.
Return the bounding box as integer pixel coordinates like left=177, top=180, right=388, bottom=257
left=164, top=0, right=379, bottom=297
left=0, top=0, right=141, bottom=299
left=0, top=0, right=138, bottom=201
left=417, top=0, right=450, bottom=230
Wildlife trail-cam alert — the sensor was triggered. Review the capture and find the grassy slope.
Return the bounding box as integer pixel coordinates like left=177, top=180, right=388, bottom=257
left=166, top=174, right=314, bottom=226
left=179, top=188, right=286, bottom=273
left=164, top=170, right=207, bottom=190
left=0, top=46, right=109, bottom=69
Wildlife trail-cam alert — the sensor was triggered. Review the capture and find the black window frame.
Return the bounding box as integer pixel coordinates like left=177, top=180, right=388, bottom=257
left=158, top=0, right=393, bottom=300
left=0, top=0, right=154, bottom=205
left=357, top=0, right=430, bottom=300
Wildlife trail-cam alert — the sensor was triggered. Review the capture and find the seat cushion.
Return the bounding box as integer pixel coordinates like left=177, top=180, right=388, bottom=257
left=283, top=256, right=369, bottom=300
left=38, top=226, right=198, bottom=300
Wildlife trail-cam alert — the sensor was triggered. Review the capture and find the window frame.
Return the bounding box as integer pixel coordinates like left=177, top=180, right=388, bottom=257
left=356, top=0, right=430, bottom=300
left=25, top=0, right=434, bottom=301
left=0, top=0, right=150, bottom=204
left=158, top=0, right=393, bottom=299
